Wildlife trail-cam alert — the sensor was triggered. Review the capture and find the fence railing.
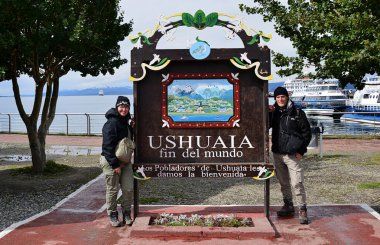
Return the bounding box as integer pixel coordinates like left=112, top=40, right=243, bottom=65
left=0, top=113, right=105, bottom=136
left=0, top=112, right=379, bottom=136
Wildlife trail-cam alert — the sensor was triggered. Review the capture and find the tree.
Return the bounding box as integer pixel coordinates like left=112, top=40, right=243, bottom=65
left=240, top=0, right=380, bottom=88
left=0, top=0, right=132, bottom=174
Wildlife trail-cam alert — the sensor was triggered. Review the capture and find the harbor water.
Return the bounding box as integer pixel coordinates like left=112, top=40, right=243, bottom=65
left=0, top=95, right=379, bottom=136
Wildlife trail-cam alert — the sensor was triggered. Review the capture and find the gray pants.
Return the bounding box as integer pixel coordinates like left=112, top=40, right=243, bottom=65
left=99, top=156, right=133, bottom=215
left=273, top=153, right=307, bottom=207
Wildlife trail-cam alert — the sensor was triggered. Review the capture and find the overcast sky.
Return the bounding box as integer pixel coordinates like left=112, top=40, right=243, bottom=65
left=0, top=0, right=296, bottom=96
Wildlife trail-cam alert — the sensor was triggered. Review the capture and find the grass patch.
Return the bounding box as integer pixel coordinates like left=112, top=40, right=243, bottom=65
left=366, top=154, right=380, bottom=165
left=358, top=182, right=380, bottom=189
left=140, top=197, right=160, bottom=204
left=11, top=160, right=72, bottom=176
left=0, top=164, right=28, bottom=171
left=321, top=154, right=350, bottom=159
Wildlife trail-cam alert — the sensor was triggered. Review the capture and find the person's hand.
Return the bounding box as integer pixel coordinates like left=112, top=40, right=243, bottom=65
left=113, top=167, right=121, bottom=175
left=295, top=153, right=303, bottom=160
left=269, top=105, right=275, bottom=112
left=129, top=119, right=135, bottom=128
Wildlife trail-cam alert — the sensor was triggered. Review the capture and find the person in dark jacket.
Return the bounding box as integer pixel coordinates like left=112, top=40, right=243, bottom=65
left=270, top=87, right=311, bottom=224
left=100, top=96, right=134, bottom=227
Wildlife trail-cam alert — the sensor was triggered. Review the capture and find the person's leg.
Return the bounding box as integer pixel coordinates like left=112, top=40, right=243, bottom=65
left=283, top=154, right=306, bottom=206
left=119, top=163, right=134, bottom=225
left=283, top=154, right=308, bottom=224
left=273, top=153, right=295, bottom=216
left=100, top=156, right=121, bottom=227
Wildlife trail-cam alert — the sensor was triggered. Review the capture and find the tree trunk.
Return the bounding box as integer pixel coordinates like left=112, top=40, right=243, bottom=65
left=26, top=125, right=46, bottom=174
left=11, top=67, right=60, bottom=174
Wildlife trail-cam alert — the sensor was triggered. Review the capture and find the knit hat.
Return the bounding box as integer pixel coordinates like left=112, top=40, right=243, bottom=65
left=274, top=86, right=289, bottom=98
left=115, top=96, right=130, bottom=108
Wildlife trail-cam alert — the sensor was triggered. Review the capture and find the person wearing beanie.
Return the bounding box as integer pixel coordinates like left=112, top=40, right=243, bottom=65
left=100, top=95, right=134, bottom=227
left=269, top=86, right=312, bottom=224
left=115, top=95, right=131, bottom=108
left=273, top=86, right=289, bottom=98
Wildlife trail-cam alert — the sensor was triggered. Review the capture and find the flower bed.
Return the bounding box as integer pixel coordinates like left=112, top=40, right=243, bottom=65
left=151, top=213, right=254, bottom=227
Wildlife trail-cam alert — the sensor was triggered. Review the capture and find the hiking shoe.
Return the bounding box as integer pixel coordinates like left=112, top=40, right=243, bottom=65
left=277, top=200, right=295, bottom=217
left=123, top=211, right=133, bottom=226
left=299, top=206, right=309, bottom=225
left=109, top=211, right=121, bottom=227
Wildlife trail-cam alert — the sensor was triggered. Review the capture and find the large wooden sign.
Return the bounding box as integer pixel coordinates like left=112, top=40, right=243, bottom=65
left=129, top=10, right=274, bottom=180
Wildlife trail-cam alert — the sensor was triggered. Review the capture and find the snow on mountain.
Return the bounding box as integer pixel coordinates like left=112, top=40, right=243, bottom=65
left=195, top=85, right=228, bottom=99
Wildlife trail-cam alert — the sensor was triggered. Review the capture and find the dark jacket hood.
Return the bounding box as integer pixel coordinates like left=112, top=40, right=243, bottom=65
left=105, top=107, right=131, bottom=122
left=105, top=108, right=119, bottom=119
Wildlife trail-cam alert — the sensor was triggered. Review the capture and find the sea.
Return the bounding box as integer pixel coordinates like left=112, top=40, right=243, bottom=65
left=0, top=95, right=379, bottom=136
left=0, top=95, right=133, bottom=135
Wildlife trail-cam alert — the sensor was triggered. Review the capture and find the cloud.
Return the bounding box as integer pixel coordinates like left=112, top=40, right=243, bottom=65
left=0, top=0, right=296, bottom=96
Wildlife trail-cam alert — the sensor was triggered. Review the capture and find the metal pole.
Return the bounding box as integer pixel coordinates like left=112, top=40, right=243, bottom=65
left=7, top=114, right=11, bottom=133
left=264, top=179, right=270, bottom=217
left=133, top=179, right=139, bottom=219
left=65, top=114, right=69, bottom=135
left=88, top=114, right=91, bottom=135
left=85, top=113, right=89, bottom=135
left=319, top=133, right=323, bottom=158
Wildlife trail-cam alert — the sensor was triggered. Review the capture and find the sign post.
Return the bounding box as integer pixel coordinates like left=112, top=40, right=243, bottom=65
left=129, top=10, right=274, bottom=217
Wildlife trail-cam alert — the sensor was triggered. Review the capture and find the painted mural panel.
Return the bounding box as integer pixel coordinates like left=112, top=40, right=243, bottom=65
left=162, top=73, right=240, bottom=128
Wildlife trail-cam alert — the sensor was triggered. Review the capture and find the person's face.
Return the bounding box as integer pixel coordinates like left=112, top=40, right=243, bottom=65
left=275, top=95, right=288, bottom=108
left=117, top=104, right=129, bottom=117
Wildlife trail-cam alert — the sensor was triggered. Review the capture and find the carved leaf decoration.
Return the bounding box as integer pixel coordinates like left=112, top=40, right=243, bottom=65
left=248, top=34, right=260, bottom=45
left=194, top=10, right=206, bottom=29
left=233, top=57, right=246, bottom=66
left=206, top=12, right=218, bottom=27
left=154, top=57, right=168, bottom=67
left=195, top=36, right=210, bottom=46
left=182, top=12, right=194, bottom=27
left=141, top=35, right=152, bottom=45
left=262, top=36, right=271, bottom=42
left=130, top=37, right=139, bottom=44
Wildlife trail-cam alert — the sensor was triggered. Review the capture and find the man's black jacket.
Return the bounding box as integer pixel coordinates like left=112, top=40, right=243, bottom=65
left=270, top=100, right=311, bottom=155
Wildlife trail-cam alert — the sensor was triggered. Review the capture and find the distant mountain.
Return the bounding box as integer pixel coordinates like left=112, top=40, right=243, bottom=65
left=268, top=82, right=285, bottom=92
left=59, top=86, right=133, bottom=96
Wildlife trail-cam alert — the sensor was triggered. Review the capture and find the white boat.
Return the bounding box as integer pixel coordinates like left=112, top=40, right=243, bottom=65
left=343, top=76, right=380, bottom=123
left=98, top=89, right=104, bottom=96
left=284, top=78, right=348, bottom=116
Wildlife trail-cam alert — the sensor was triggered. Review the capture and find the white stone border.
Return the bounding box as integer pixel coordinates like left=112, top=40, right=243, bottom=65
left=360, top=204, right=380, bottom=220
left=0, top=174, right=103, bottom=239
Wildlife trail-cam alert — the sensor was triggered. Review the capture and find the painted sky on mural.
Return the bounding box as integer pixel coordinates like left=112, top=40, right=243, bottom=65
left=0, top=0, right=299, bottom=96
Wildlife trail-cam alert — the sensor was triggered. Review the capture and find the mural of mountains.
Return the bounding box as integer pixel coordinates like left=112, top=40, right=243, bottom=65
left=59, top=86, right=133, bottom=96
left=171, top=84, right=234, bottom=101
